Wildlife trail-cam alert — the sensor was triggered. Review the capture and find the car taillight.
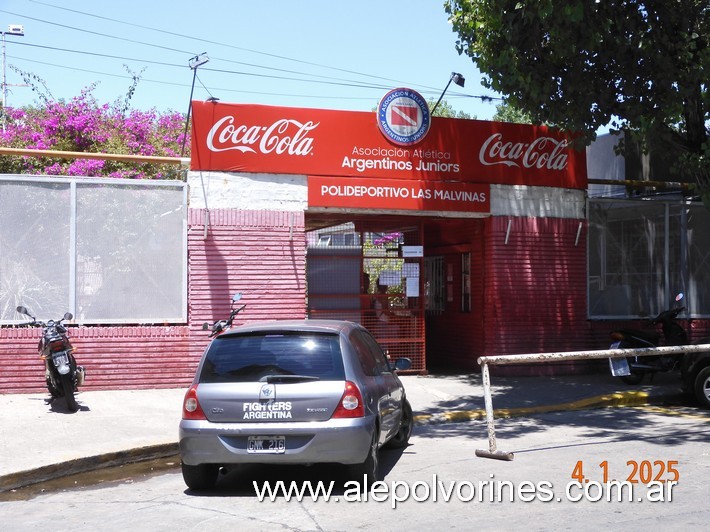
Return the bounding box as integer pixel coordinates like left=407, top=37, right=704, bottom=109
left=332, top=381, right=365, bottom=418
left=182, top=384, right=207, bottom=420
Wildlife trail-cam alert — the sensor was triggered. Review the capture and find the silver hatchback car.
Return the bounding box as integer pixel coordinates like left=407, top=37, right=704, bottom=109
left=179, top=319, right=413, bottom=490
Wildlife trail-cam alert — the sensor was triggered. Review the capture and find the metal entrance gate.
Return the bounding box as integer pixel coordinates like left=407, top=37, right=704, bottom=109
left=306, top=221, right=426, bottom=373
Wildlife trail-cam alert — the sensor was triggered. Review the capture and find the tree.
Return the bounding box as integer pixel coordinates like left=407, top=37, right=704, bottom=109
left=445, top=1, right=709, bottom=203
left=426, top=98, right=473, bottom=119
left=492, top=100, right=533, bottom=124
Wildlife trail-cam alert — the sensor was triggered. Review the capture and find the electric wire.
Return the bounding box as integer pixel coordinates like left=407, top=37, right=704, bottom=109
left=1, top=2, right=500, bottom=105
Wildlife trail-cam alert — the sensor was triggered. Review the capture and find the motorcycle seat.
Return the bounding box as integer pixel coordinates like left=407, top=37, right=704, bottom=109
left=615, top=328, right=660, bottom=345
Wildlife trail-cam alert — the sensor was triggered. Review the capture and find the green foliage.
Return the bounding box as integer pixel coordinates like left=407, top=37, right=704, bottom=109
left=0, top=71, right=187, bottom=179
left=445, top=0, right=709, bottom=196
left=492, top=100, right=533, bottom=124
left=426, top=98, right=473, bottom=119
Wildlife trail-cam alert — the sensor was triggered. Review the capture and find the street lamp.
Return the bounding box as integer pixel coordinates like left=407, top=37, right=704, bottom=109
left=181, top=52, right=210, bottom=157
left=1, top=24, right=25, bottom=109
left=430, top=72, right=465, bottom=115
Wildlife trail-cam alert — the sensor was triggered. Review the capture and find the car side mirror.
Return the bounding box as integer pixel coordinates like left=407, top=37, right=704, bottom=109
left=202, top=322, right=209, bottom=331
left=393, top=357, right=412, bottom=372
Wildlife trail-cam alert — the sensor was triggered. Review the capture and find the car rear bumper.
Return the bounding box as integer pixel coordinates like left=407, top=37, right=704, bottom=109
left=179, top=416, right=374, bottom=466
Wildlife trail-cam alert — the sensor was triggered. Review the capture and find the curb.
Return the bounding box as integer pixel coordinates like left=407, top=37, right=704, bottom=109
left=413, top=390, right=653, bottom=426
left=0, top=443, right=178, bottom=493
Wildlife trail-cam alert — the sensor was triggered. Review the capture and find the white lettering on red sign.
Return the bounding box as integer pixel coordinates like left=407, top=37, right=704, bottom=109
left=478, top=133, right=569, bottom=171
left=206, top=116, right=319, bottom=155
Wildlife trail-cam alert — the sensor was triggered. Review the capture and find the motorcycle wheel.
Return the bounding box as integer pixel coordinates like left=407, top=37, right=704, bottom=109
left=60, top=372, right=79, bottom=412
left=620, top=368, right=645, bottom=385
left=693, top=367, right=710, bottom=409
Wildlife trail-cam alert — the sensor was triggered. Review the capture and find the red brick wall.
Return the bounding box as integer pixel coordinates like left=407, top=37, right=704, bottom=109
left=187, top=208, right=307, bottom=366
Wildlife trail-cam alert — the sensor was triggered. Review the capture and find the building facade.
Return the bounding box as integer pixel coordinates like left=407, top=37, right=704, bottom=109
left=2, top=95, right=707, bottom=393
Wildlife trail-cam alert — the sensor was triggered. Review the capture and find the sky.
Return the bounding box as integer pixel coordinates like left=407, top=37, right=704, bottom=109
left=0, top=0, right=503, bottom=119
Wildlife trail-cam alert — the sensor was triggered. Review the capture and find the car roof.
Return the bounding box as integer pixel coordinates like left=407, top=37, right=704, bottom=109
left=219, top=319, right=362, bottom=337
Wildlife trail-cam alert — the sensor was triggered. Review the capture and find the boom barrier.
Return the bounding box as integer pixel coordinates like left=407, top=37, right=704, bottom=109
left=475, top=343, right=710, bottom=461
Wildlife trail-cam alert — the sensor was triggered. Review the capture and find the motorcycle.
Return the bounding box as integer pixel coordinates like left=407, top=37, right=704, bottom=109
left=202, top=293, right=246, bottom=337
left=608, top=293, right=688, bottom=385
left=16, top=306, right=85, bottom=412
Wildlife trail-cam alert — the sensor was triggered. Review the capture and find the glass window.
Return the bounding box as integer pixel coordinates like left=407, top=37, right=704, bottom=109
left=588, top=199, right=710, bottom=318
left=462, top=252, right=471, bottom=313
left=200, top=332, right=345, bottom=383
left=356, top=329, right=392, bottom=373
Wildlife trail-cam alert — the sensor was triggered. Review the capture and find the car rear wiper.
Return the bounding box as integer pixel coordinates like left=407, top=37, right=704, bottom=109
left=262, top=374, right=321, bottom=383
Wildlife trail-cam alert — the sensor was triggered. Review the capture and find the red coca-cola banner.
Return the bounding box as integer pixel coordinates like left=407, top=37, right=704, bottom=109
left=191, top=101, right=587, bottom=190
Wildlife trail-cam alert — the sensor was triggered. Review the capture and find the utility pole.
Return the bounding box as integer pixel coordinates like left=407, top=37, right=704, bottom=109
left=181, top=52, right=209, bottom=157
left=1, top=24, right=25, bottom=108
left=1, top=24, right=25, bottom=132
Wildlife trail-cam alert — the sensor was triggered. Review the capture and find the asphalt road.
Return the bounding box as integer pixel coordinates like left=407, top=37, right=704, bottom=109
left=1, top=405, right=708, bottom=531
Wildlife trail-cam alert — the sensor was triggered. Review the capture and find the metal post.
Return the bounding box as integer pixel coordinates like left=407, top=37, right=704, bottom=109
left=2, top=31, right=7, bottom=110
left=2, top=31, right=6, bottom=133
left=473, top=343, right=710, bottom=460
left=181, top=53, right=209, bottom=158
left=475, top=362, right=514, bottom=461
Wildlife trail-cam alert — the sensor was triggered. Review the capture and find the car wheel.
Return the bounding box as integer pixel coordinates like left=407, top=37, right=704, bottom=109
left=385, top=399, right=413, bottom=449
left=349, top=427, right=380, bottom=486
left=181, top=463, right=219, bottom=491
left=693, top=367, right=710, bottom=409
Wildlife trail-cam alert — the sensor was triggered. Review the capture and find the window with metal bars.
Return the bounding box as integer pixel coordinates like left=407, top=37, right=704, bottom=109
left=588, top=199, right=710, bottom=318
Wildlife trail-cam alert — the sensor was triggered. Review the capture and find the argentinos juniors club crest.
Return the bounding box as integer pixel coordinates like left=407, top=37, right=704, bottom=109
left=376, top=88, right=431, bottom=146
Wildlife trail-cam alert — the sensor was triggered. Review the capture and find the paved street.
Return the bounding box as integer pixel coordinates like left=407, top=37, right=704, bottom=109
left=1, top=405, right=708, bottom=531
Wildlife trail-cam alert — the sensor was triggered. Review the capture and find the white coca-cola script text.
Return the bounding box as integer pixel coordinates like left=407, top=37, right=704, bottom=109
left=206, top=116, right=319, bottom=155
left=479, top=133, right=568, bottom=170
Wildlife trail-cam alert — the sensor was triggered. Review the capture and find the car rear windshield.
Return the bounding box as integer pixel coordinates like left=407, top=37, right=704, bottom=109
left=199, top=331, right=346, bottom=383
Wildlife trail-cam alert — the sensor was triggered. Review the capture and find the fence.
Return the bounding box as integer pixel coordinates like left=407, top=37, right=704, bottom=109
left=475, top=344, right=710, bottom=461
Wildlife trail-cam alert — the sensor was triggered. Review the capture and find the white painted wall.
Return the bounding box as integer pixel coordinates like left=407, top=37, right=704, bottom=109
left=188, top=171, right=307, bottom=211
left=188, top=171, right=586, bottom=220
left=490, top=185, right=586, bottom=219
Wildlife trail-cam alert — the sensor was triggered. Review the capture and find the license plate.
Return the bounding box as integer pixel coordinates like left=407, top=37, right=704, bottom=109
left=247, top=436, right=286, bottom=454
left=52, top=353, right=69, bottom=367
left=608, top=346, right=631, bottom=377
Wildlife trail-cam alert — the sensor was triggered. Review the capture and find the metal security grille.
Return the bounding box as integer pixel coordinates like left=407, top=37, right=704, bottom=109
left=0, top=176, right=187, bottom=323
left=306, top=221, right=426, bottom=373
left=588, top=199, right=710, bottom=318
left=424, top=256, right=445, bottom=315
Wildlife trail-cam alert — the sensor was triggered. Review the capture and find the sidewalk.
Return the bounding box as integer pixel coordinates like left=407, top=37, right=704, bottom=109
left=0, top=372, right=684, bottom=492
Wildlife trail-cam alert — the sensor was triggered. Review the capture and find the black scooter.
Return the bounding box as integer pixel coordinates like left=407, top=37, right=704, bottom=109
left=16, top=305, right=86, bottom=412
left=202, top=293, right=246, bottom=337
left=608, top=294, right=687, bottom=384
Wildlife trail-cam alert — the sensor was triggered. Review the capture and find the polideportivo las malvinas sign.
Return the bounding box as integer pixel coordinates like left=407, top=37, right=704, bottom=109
left=190, top=99, right=587, bottom=215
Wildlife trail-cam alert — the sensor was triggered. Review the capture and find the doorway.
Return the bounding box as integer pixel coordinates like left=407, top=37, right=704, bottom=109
left=306, top=217, right=426, bottom=373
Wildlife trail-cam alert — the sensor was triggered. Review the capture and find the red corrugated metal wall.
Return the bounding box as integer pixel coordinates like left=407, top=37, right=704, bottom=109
left=483, top=217, right=594, bottom=375
left=425, top=216, right=592, bottom=373
left=0, top=208, right=306, bottom=394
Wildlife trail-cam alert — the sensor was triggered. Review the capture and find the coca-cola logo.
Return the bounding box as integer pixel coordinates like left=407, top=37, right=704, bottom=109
left=479, top=133, right=569, bottom=171
left=206, top=116, right=319, bottom=156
